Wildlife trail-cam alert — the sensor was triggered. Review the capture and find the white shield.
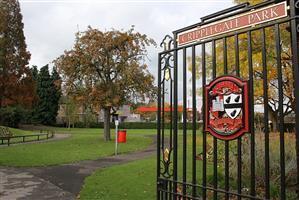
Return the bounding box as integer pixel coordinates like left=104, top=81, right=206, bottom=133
left=223, top=94, right=242, bottom=119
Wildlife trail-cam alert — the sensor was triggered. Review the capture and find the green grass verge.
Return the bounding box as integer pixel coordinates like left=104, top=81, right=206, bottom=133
left=0, top=126, right=34, bottom=136
left=79, top=130, right=297, bottom=199
left=78, top=132, right=216, bottom=200
left=0, top=126, right=41, bottom=145
left=80, top=156, right=156, bottom=200
left=79, top=132, right=203, bottom=200
left=0, top=128, right=154, bottom=167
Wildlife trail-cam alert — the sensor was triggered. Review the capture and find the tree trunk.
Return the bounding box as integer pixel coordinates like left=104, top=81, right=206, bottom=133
left=268, top=108, right=278, bottom=132
left=103, top=107, right=111, bottom=141
left=68, top=116, right=71, bottom=130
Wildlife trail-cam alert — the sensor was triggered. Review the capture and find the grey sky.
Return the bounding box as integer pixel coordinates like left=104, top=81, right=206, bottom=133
left=19, top=0, right=235, bottom=79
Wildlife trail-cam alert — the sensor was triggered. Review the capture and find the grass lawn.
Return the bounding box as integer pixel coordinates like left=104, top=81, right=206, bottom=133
left=79, top=132, right=211, bottom=200
left=80, top=156, right=156, bottom=200
left=79, top=131, right=298, bottom=199
left=0, top=128, right=155, bottom=167
left=1, top=126, right=34, bottom=136
left=0, top=126, right=54, bottom=145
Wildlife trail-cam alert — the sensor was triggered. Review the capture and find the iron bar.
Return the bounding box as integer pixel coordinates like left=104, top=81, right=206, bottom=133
left=158, top=188, right=202, bottom=200
left=247, top=30, right=256, bottom=198
left=192, top=45, right=197, bottom=197
left=223, top=36, right=229, bottom=200
left=235, top=34, right=240, bottom=76
left=225, top=141, right=229, bottom=200
left=235, top=33, right=242, bottom=200
left=212, top=39, right=218, bottom=200
left=290, top=0, right=299, bottom=197
left=212, top=40, right=217, bottom=79
left=169, top=78, right=173, bottom=200
left=182, top=47, right=187, bottom=199
left=170, top=79, right=173, bottom=148
left=173, top=33, right=178, bottom=200
left=275, top=23, right=286, bottom=200
left=261, top=28, right=270, bottom=200
left=223, top=37, right=228, bottom=74
left=157, top=53, right=162, bottom=200
left=201, top=3, right=249, bottom=22
left=162, top=81, right=165, bottom=151
left=159, top=178, right=265, bottom=200
left=202, top=43, right=207, bottom=200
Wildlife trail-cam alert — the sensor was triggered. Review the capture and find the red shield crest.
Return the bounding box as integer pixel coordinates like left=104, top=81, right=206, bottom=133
left=205, top=75, right=249, bottom=140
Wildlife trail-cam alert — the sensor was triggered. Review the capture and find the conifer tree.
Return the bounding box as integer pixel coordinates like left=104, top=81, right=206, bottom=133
left=0, top=0, right=35, bottom=108
left=34, top=65, right=61, bottom=125
left=31, top=65, right=39, bottom=81
left=50, top=67, right=62, bottom=123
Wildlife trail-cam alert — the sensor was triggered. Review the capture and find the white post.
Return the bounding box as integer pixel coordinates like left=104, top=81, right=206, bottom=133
left=115, top=120, right=119, bottom=155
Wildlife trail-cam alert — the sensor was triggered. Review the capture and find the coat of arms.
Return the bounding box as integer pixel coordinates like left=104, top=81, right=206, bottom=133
left=205, top=75, right=250, bottom=140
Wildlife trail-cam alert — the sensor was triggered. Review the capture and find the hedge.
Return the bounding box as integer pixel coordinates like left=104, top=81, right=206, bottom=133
left=56, top=122, right=203, bottom=129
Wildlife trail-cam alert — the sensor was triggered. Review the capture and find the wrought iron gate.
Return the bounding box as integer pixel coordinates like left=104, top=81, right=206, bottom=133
left=157, top=0, right=299, bottom=199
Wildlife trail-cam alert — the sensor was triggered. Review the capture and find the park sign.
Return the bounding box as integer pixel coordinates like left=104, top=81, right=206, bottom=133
left=178, top=1, right=287, bottom=46
left=205, top=76, right=249, bottom=141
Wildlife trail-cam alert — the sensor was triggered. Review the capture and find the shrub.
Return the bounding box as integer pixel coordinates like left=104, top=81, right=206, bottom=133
left=207, top=132, right=297, bottom=199
left=0, top=106, right=31, bottom=128
left=65, top=122, right=203, bottom=129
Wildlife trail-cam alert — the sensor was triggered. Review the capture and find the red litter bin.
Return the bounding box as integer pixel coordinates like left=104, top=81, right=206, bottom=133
left=117, top=130, right=127, bottom=143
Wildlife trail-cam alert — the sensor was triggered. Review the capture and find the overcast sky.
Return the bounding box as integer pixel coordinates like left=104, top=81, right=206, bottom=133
left=19, top=0, right=235, bottom=79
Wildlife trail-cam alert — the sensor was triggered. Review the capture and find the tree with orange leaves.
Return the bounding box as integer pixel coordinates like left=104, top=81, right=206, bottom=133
left=55, top=26, right=156, bottom=141
left=0, top=0, right=36, bottom=109
left=188, top=0, right=295, bottom=131
left=232, top=0, right=295, bottom=131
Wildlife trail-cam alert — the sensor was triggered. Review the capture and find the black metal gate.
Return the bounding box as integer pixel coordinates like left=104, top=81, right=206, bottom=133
left=157, top=0, right=299, bottom=199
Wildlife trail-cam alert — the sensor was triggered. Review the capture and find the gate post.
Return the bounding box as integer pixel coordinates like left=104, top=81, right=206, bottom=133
left=157, top=52, right=161, bottom=200
left=290, top=0, right=299, bottom=196
left=172, top=32, right=178, bottom=200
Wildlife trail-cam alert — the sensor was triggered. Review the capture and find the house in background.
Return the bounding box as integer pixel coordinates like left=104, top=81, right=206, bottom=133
left=57, top=100, right=141, bottom=126
left=97, top=105, right=141, bottom=122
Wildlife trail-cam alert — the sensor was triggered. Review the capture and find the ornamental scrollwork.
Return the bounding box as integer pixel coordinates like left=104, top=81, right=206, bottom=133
left=160, top=35, right=174, bottom=84
left=160, top=35, right=174, bottom=51
left=160, top=147, right=174, bottom=178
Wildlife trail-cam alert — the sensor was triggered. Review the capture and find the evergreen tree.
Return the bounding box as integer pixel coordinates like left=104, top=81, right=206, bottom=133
left=49, top=67, right=62, bottom=123
left=0, top=0, right=35, bottom=108
left=30, top=65, right=39, bottom=81
left=34, top=65, right=61, bottom=125
left=34, top=65, right=51, bottom=124
left=29, top=65, right=39, bottom=122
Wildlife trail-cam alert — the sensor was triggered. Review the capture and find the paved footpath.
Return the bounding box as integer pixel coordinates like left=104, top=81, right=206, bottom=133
left=0, top=136, right=156, bottom=200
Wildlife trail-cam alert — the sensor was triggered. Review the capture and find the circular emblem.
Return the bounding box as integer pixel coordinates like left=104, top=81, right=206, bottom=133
left=205, top=75, right=250, bottom=140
